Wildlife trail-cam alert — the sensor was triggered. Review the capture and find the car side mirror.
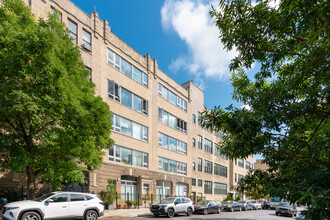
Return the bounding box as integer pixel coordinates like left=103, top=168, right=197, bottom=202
left=45, top=199, right=54, bottom=203
left=174, top=202, right=177, bottom=205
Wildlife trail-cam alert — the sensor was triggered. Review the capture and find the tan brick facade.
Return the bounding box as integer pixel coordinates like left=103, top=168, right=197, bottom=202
left=0, top=0, right=254, bottom=201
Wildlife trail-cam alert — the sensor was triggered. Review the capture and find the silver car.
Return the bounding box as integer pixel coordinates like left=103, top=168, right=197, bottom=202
left=150, top=197, right=194, bottom=218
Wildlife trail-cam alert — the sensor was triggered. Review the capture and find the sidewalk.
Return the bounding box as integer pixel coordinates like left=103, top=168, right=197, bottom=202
left=102, top=207, right=153, bottom=218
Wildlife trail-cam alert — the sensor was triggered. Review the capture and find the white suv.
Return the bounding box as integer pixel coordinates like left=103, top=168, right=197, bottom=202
left=150, top=197, right=194, bottom=218
left=2, top=191, right=104, bottom=220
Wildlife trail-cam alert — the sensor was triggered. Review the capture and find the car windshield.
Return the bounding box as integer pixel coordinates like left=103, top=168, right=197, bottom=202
left=279, top=202, right=291, bottom=207
left=196, top=201, right=209, bottom=205
left=35, top=193, right=55, bottom=202
left=223, top=201, right=233, bottom=204
left=239, top=201, right=246, bottom=204
left=160, top=198, right=175, bottom=204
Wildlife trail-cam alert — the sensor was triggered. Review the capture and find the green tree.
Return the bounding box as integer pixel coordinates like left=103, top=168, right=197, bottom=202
left=0, top=0, right=113, bottom=199
left=207, top=0, right=329, bottom=218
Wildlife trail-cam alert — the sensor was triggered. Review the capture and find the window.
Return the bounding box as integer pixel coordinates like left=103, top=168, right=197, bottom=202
left=82, top=29, right=91, bottom=51
left=235, top=173, right=237, bottom=183
left=198, top=112, right=202, bottom=126
left=192, top=162, right=196, bottom=171
left=70, top=194, right=85, bottom=201
left=111, top=114, right=148, bottom=142
left=246, top=161, right=251, bottom=170
left=85, top=67, right=92, bottom=82
left=204, top=181, right=212, bottom=194
left=214, top=143, right=227, bottom=159
left=51, top=194, right=68, bottom=202
left=198, top=179, right=203, bottom=187
left=108, top=80, right=148, bottom=115
left=214, top=163, right=227, bottom=177
left=238, top=174, right=244, bottom=182
left=107, top=49, right=148, bottom=87
left=204, top=160, right=212, bottom=174
left=158, top=157, right=187, bottom=175
left=198, top=135, right=202, bottom=149
left=204, top=139, right=213, bottom=154
left=192, top=138, right=195, bottom=147
left=68, top=19, right=77, bottom=44
left=51, top=6, right=62, bottom=21
left=197, top=158, right=202, bottom=172
left=158, top=83, right=187, bottom=111
left=109, top=145, right=148, bottom=168
left=192, top=114, right=196, bottom=123
left=238, top=158, right=244, bottom=167
left=158, top=133, right=187, bottom=155
left=28, top=0, right=31, bottom=6
left=158, top=108, right=187, bottom=133
left=214, top=183, right=227, bottom=195
left=192, top=179, right=196, bottom=186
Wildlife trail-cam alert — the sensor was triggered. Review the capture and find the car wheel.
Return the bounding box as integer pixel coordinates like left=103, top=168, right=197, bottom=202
left=204, top=208, right=208, bottom=215
left=231, top=207, right=234, bottom=212
left=21, top=211, right=41, bottom=220
left=85, top=210, right=98, bottom=220
left=276, top=212, right=278, bottom=216
left=167, top=209, right=175, bottom=218
left=218, top=207, right=221, bottom=214
left=187, top=208, right=193, bottom=216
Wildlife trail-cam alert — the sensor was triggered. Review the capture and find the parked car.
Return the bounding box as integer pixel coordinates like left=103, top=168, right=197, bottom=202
left=262, top=201, right=270, bottom=209
left=275, top=202, right=297, bottom=217
left=150, top=197, right=194, bottom=218
left=251, top=200, right=262, bottom=210
left=194, top=200, right=221, bottom=215
left=238, top=200, right=253, bottom=211
left=223, top=201, right=242, bottom=212
left=2, top=191, right=104, bottom=220
left=296, top=213, right=305, bottom=220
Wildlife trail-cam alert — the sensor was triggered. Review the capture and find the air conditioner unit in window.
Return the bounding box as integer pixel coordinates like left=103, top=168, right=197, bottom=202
left=82, top=42, right=91, bottom=51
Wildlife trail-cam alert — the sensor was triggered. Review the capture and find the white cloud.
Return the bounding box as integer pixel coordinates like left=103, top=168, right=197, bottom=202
left=161, top=0, right=239, bottom=82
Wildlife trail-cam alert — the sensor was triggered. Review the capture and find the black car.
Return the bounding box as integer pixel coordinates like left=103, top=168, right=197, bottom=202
left=194, top=200, right=221, bottom=215
left=223, top=201, right=242, bottom=212
left=276, top=202, right=297, bottom=217
left=262, top=201, right=270, bottom=209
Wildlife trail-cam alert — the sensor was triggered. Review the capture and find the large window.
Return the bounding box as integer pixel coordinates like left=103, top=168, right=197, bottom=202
left=112, top=114, right=148, bottom=142
left=158, top=108, right=187, bottom=133
left=214, top=143, right=227, bottom=159
left=246, top=161, right=251, bottom=170
left=204, top=139, right=213, bottom=154
left=68, top=19, right=77, bottom=44
left=198, top=158, right=202, bottom=172
left=204, top=160, right=212, bottom=174
left=107, top=49, right=148, bottom=87
left=197, top=135, right=202, bottom=149
left=192, top=179, right=196, bottom=186
left=214, top=163, right=227, bottom=177
left=238, top=158, right=244, bottom=167
left=198, top=179, right=203, bottom=187
left=238, top=174, right=244, bottom=182
left=214, top=183, right=227, bottom=195
left=158, top=157, right=187, bottom=175
left=158, top=133, right=187, bottom=155
left=109, top=145, right=148, bottom=168
left=108, top=80, right=148, bottom=115
left=82, top=29, right=91, bottom=51
left=204, top=181, right=212, bottom=194
left=158, top=83, right=187, bottom=111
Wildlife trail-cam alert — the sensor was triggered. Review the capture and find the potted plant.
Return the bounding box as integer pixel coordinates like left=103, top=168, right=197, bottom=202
left=100, top=179, right=116, bottom=210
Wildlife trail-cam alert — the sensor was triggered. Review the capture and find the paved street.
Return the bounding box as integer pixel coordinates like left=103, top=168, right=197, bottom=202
left=101, top=209, right=295, bottom=220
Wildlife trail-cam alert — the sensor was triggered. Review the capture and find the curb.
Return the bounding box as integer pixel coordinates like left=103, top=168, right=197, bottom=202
left=137, top=213, right=154, bottom=217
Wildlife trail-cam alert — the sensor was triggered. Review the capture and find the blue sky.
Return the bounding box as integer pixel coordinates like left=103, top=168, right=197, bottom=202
left=70, top=0, right=262, bottom=161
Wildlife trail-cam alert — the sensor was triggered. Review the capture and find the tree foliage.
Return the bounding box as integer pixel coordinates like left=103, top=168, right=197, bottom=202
left=0, top=0, right=113, bottom=198
left=208, top=0, right=329, bottom=218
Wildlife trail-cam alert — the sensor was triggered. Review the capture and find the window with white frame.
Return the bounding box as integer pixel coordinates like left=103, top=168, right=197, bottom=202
left=192, top=114, right=196, bottom=123
left=204, top=139, right=213, bottom=154
left=158, top=83, right=187, bottom=111
left=214, top=143, right=227, bottom=159
left=192, top=138, right=196, bottom=147
left=158, top=133, right=187, bottom=155
left=198, top=179, right=203, bottom=187
left=107, top=49, right=148, bottom=87
left=214, top=163, right=227, bottom=177
left=214, top=183, right=227, bottom=195
left=204, top=160, right=212, bottom=174
left=204, top=181, right=212, bottom=194
left=192, top=162, right=196, bottom=171
left=198, top=135, right=202, bottom=149
left=238, top=158, right=244, bottom=167
left=158, top=157, right=187, bottom=176
left=158, top=108, right=187, bottom=133
left=108, top=80, right=148, bottom=115
left=245, top=161, right=251, bottom=170
left=109, top=145, right=148, bottom=168
left=68, top=19, right=77, bottom=44
left=82, top=29, right=91, bottom=51
left=198, top=158, right=202, bottom=172
left=111, top=114, right=148, bottom=142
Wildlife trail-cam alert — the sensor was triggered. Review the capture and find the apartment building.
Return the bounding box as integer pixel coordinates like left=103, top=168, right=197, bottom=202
left=1, top=0, right=254, bottom=201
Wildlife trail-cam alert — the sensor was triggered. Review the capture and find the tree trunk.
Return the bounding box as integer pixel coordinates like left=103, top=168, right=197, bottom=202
left=26, top=164, right=36, bottom=200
